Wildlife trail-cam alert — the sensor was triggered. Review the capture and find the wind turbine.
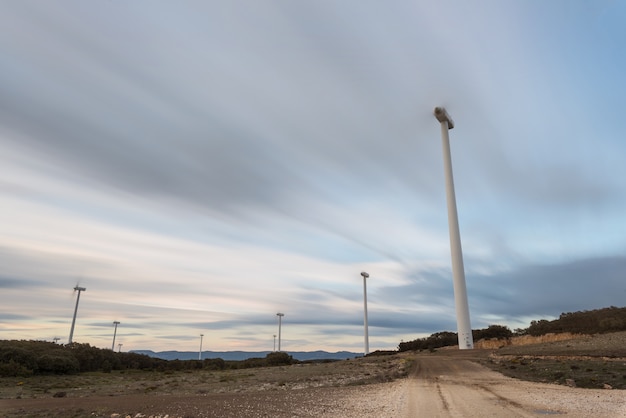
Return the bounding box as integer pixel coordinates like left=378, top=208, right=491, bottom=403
left=112, top=321, right=120, bottom=351
left=68, top=285, right=86, bottom=344
left=434, top=106, right=473, bottom=349
left=361, top=272, right=370, bottom=355
left=199, top=334, right=204, bottom=360
left=276, top=313, right=284, bottom=351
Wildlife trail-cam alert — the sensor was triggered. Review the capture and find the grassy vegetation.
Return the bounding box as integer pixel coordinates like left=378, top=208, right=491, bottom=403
left=485, top=356, right=626, bottom=389
left=481, top=332, right=626, bottom=389
left=0, top=354, right=410, bottom=400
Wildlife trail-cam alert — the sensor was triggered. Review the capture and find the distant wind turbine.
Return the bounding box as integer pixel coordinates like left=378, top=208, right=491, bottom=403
left=68, top=285, right=86, bottom=344
left=111, top=321, right=120, bottom=351
left=276, top=313, right=285, bottom=351
left=361, top=272, right=370, bottom=355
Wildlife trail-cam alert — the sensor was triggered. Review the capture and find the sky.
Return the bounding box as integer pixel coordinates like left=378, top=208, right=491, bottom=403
left=1, top=0, right=625, bottom=354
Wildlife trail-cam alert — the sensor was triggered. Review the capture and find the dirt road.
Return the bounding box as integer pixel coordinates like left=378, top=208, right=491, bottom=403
left=401, top=356, right=554, bottom=417
left=333, top=354, right=626, bottom=417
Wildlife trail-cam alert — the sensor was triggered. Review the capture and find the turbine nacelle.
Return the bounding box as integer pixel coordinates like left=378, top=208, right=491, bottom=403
left=434, top=107, right=454, bottom=129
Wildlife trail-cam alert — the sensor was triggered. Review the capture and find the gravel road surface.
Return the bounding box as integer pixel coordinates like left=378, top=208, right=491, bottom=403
left=330, top=355, right=625, bottom=417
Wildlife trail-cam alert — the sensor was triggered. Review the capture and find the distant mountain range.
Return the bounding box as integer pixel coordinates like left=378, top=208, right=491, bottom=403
left=130, top=349, right=362, bottom=361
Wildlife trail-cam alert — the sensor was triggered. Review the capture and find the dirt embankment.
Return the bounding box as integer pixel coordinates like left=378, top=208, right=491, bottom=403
left=476, top=332, right=587, bottom=349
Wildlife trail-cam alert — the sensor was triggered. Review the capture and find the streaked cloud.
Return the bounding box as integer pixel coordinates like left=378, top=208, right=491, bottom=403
left=0, top=1, right=625, bottom=352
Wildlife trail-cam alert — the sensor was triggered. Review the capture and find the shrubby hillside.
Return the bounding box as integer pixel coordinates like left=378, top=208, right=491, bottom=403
left=525, top=306, right=626, bottom=336
left=0, top=341, right=164, bottom=376
left=0, top=340, right=294, bottom=377
left=398, top=325, right=513, bottom=352
left=398, top=306, right=626, bottom=353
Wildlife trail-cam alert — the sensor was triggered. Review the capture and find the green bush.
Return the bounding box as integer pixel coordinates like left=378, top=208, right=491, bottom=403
left=36, top=354, right=80, bottom=374
left=0, top=360, right=33, bottom=377
left=101, top=360, right=113, bottom=373
left=0, top=346, right=37, bottom=372
left=203, top=358, right=226, bottom=370
left=266, top=351, right=294, bottom=366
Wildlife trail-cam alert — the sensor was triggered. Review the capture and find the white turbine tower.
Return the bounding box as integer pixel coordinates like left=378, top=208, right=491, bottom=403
left=111, top=321, right=120, bottom=351
left=199, top=334, right=204, bottom=360
left=68, top=285, right=86, bottom=344
left=361, top=272, right=370, bottom=355
left=276, top=313, right=284, bottom=351
left=434, top=106, right=474, bottom=349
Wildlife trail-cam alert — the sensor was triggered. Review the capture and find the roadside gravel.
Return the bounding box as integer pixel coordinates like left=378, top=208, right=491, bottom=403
left=327, top=358, right=626, bottom=418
